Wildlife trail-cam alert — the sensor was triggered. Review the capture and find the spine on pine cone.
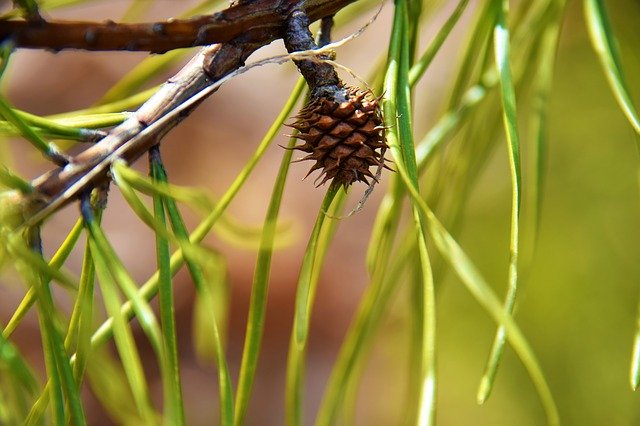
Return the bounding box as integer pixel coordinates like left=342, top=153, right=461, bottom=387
left=283, top=11, right=388, bottom=188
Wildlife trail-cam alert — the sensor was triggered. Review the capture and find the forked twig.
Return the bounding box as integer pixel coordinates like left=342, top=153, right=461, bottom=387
left=13, top=1, right=375, bottom=227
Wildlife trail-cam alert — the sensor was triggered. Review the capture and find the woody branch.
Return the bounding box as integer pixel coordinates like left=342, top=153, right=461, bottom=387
left=0, top=0, right=354, bottom=53
left=5, top=0, right=356, bottom=226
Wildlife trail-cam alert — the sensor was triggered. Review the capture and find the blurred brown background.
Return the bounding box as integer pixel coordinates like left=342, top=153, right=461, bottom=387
left=1, top=0, right=640, bottom=425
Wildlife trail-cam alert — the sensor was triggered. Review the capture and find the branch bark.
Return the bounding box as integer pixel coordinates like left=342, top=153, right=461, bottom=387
left=14, top=0, right=357, bottom=226
left=0, top=0, right=354, bottom=53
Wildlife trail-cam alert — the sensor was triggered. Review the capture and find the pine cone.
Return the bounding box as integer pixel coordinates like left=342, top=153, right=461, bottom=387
left=288, top=86, right=387, bottom=187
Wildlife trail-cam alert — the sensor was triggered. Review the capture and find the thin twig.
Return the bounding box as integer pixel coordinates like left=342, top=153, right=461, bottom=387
left=0, top=0, right=355, bottom=53
left=318, top=15, right=335, bottom=47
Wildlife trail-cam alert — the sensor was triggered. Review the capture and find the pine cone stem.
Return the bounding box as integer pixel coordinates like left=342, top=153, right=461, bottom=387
left=283, top=10, right=340, bottom=96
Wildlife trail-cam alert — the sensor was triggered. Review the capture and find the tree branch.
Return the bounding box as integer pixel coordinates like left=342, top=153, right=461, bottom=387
left=0, top=0, right=355, bottom=53
left=14, top=0, right=358, bottom=227
left=25, top=42, right=255, bottom=226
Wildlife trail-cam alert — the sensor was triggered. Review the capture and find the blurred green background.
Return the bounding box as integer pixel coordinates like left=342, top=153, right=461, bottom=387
left=412, top=2, right=640, bottom=425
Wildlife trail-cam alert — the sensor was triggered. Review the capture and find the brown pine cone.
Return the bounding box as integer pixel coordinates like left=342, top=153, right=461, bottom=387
left=288, top=86, right=388, bottom=187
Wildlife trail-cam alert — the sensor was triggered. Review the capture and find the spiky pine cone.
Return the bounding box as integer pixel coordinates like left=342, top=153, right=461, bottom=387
left=289, top=86, right=387, bottom=187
